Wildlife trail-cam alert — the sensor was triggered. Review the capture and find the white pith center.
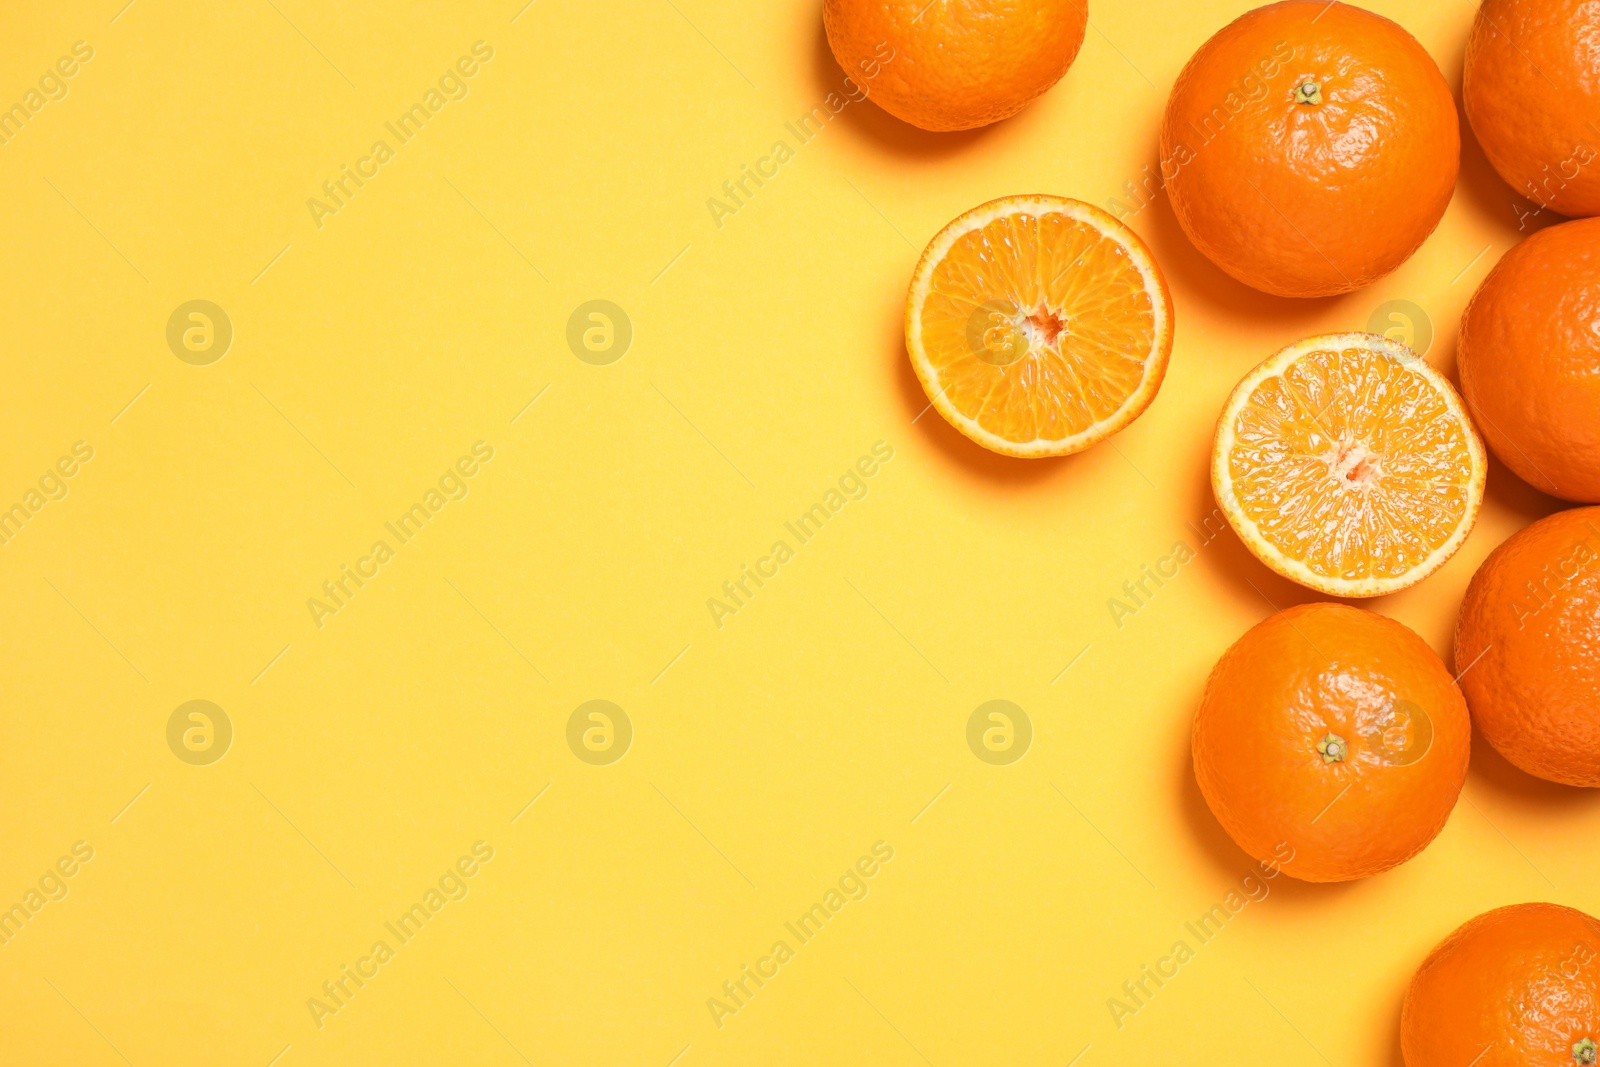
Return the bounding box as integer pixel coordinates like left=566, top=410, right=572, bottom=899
left=1329, top=440, right=1381, bottom=487
left=1019, top=304, right=1066, bottom=351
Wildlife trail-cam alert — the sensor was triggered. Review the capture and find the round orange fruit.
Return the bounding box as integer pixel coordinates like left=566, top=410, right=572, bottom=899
left=1455, top=507, right=1600, bottom=787
left=1458, top=218, right=1600, bottom=503
left=823, top=0, right=1088, bottom=132
left=1193, top=603, right=1470, bottom=882
left=905, top=195, right=1173, bottom=457
left=1212, top=333, right=1487, bottom=597
left=1465, top=0, right=1600, bottom=219
left=1402, top=902, right=1600, bottom=1067
left=1160, top=1, right=1458, bottom=297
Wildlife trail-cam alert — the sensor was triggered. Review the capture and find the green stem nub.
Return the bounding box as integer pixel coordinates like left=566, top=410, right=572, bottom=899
left=1317, top=733, right=1347, bottom=764
left=1295, top=80, right=1323, bottom=105
left=1574, top=1037, right=1597, bottom=1065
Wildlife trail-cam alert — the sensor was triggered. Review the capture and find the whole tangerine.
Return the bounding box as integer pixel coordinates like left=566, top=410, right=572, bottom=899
left=1455, top=507, right=1600, bottom=787
left=1402, top=902, right=1600, bottom=1067
left=1193, top=603, right=1470, bottom=882
left=823, top=0, right=1088, bottom=132
left=1464, top=0, right=1600, bottom=219
left=1458, top=218, right=1600, bottom=503
left=1160, top=1, right=1458, bottom=297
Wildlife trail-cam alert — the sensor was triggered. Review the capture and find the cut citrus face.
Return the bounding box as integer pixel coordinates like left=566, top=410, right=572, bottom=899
left=905, top=195, right=1173, bottom=457
left=1213, top=333, right=1487, bottom=598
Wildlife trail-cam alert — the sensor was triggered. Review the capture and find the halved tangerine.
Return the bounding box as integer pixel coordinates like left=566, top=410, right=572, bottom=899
left=905, top=195, right=1174, bottom=457
left=1213, top=333, right=1486, bottom=597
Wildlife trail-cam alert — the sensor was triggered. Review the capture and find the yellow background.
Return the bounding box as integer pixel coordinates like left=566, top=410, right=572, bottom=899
left=0, top=1, right=1590, bottom=1064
